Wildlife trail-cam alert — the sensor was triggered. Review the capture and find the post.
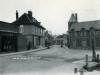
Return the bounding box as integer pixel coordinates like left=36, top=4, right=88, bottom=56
left=92, top=38, right=96, bottom=62
left=79, top=69, right=84, bottom=75
left=74, top=68, right=77, bottom=73
left=86, top=55, right=88, bottom=66
left=97, top=54, right=99, bottom=63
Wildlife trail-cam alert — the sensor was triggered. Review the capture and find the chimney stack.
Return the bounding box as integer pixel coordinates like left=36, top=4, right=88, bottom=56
left=75, top=13, right=78, bottom=22
left=16, top=10, right=19, bottom=20
left=28, top=11, right=32, bottom=18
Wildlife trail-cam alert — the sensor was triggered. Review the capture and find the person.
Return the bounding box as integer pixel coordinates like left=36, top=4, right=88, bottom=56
left=27, top=41, right=31, bottom=50
left=61, top=43, right=63, bottom=47
left=47, top=42, right=50, bottom=49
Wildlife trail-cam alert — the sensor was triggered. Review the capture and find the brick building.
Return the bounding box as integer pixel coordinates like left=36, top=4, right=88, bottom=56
left=13, top=11, right=46, bottom=49
left=68, top=13, right=100, bottom=49
left=0, top=10, right=46, bottom=53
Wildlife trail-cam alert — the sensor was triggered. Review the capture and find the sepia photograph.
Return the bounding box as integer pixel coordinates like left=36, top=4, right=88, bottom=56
left=0, top=0, right=100, bottom=75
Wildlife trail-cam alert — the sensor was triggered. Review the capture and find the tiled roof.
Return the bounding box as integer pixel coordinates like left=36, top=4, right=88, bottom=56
left=69, top=20, right=100, bottom=31
left=12, top=13, right=45, bottom=29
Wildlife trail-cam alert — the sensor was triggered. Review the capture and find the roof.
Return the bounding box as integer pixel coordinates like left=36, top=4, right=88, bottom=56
left=12, top=13, right=45, bottom=29
left=0, top=21, right=18, bottom=26
left=69, top=20, right=100, bottom=31
left=0, top=21, right=19, bottom=33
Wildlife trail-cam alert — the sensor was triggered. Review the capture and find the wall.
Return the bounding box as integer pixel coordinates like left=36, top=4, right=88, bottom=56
left=18, top=34, right=27, bottom=51
left=22, top=25, right=45, bottom=37
left=40, top=37, right=45, bottom=46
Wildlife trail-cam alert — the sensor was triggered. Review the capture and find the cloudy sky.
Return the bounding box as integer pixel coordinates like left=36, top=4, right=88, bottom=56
left=0, top=0, right=100, bottom=35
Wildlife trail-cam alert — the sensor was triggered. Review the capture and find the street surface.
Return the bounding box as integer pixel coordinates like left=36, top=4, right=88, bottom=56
left=0, top=45, right=100, bottom=75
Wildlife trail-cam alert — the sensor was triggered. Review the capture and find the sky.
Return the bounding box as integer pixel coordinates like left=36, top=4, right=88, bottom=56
left=0, top=0, right=100, bottom=35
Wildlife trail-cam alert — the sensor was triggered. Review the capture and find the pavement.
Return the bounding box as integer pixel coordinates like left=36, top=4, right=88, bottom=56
left=0, top=46, right=47, bottom=57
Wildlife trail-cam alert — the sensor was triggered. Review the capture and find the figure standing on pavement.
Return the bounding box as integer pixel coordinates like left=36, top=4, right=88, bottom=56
left=27, top=41, right=31, bottom=50
left=61, top=42, right=63, bottom=48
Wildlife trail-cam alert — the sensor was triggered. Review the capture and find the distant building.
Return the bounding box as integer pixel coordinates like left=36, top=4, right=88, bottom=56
left=13, top=11, right=46, bottom=49
left=53, top=34, right=67, bottom=45
left=44, top=31, right=53, bottom=46
left=68, top=13, right=100, bottom=49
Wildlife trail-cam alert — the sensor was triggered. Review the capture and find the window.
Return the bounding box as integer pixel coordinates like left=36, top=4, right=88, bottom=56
left=71, top=29, right=75, bottom=37
left=86, top=31, right=90, bottom=36
left=82, top=39, right=86, bottom=47
left=96, top=31, right=100, bottom=36
left=40, top=28, right=42, bottom=34
left=90, top=28, right=95, bottom=36
left=81, top=28, right=86, bottom=36
left=39, top=28, right=41, bottom=34
left=73, top=40, right=76, bottom=47
left=36, top=26, right=37, bottom=33
left=70, top=32, right=72, bottom=37
left=77, top=31, right=81, bottom=36
left=42, top=29, right=43, bottom=34
left=19, top=25, right=24, bottom=33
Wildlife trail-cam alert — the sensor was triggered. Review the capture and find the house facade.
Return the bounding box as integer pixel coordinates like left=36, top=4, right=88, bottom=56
left=13, top=11, right=45, bottom=49
left=68, top=13, right=100, bottom=49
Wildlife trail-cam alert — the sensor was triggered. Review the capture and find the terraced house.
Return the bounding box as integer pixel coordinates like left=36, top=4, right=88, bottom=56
left=68, top=13, right=100, bottom=49
left=13, top=11, right=46, bottom=49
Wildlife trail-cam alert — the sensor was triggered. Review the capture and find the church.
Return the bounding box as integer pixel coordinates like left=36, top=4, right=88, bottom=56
left=68, top=13, right=100, bottom=49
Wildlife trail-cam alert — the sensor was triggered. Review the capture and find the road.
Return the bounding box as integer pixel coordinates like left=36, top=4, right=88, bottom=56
left=0, top=45, right=99, bottom=75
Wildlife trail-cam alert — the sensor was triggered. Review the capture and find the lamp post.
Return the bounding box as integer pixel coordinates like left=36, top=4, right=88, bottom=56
left=92, top=38, right=96, bottom=62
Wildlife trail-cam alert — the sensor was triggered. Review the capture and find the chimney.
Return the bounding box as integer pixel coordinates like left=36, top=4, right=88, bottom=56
left=16, top=10, right=19, bottom=20
left=75, top=13, right=78, bottom=22
left=72, top=13, right=74, bottom=16
left=28, top=11, right=32, bottom=18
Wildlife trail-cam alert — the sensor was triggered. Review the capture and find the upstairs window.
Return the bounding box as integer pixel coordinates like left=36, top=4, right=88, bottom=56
left=70, top=32, right=72, bottom=37
left=96, top=31, right=100, bottom=36
left=86, top=31, right=90, bottom=36
left=19, top=25, right=24, bottom=33
left=77, top=31, right=81, bottom=37
left=71, top=29, right=75, bottom=37
left=90, top=28, right=95, bottom=36
left=81, top=28, right=86, bottom=36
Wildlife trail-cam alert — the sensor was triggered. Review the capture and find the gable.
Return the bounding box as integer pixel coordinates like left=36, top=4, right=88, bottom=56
left=12, top=12, right=45, bottom=29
